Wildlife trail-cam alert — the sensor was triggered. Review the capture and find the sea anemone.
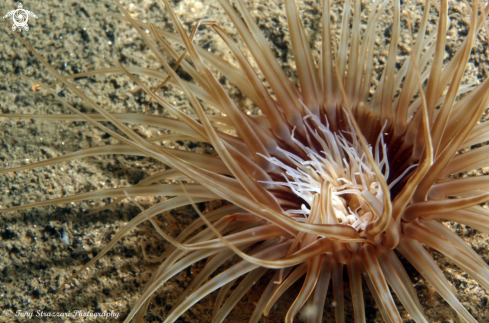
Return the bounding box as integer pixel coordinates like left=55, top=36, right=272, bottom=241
left=2, top=0, right=489, bottom=322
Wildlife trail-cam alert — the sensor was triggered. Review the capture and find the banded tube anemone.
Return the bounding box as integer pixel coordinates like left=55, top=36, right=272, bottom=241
left=1, top=0, right=489, bottom=322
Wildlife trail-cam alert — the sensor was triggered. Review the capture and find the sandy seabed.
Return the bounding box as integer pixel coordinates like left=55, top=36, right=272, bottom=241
left=0, top=0, right=488, bottom=322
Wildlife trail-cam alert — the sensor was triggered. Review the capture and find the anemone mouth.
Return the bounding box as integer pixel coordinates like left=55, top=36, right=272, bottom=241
left=260, top=111, right=392, bottom=237
left=1, top=0, right=489, bottom=322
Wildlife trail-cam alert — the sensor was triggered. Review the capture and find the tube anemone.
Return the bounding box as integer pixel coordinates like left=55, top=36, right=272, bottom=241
left=1, top=0, right=489, bottom=322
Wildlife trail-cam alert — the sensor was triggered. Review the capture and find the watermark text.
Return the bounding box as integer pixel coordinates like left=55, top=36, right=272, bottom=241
left=2, top=309, right=120, bottom=319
